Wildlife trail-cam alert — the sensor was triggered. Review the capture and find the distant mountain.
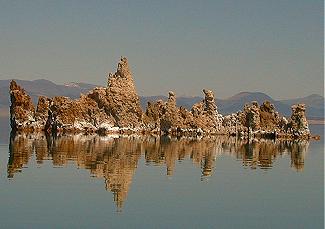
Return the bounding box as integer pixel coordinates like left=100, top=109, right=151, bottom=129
left=0, top=79, right=100, bottom=107
left=279, top=94, right=324, bottom=119
left=216, top=92, right=275, bottom=115
left=215, top=92, right=291, bottom=116
left=0, top=79, right=323, bottom=119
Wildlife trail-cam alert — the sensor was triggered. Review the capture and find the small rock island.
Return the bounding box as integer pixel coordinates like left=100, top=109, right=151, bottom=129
left=9, top=57, right=311, bottom=139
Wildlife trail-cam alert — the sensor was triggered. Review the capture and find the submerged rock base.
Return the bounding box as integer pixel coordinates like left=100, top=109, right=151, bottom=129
left=9, top=57, right=312, bottom=139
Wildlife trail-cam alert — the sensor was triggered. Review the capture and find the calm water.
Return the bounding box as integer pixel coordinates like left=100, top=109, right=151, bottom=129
left=0, top=117, right=323, bottom=229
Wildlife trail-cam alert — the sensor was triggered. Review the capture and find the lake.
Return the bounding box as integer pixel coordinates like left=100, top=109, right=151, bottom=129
left=0, top=117, right=323, bottom=228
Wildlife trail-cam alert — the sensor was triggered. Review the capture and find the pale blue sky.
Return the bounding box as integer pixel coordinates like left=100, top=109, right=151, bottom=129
left=0, top=0, right=323, bottom=99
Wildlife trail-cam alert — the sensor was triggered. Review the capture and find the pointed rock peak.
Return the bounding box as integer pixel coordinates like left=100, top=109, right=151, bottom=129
left=251, top=101, right=259, bottom=107
left=290, top=103, right=309, bottom=135
left=107, top=56, right=135, bottom=88
left=168, top=91, right=175, bottom=99
left=9, top=81, right=35, bottom=131
left=167, top=91, right=176, bottom=105
left=203, top=89, right=214, bottom=100
left=291, top=104, right=306, bottom=112
left=260, top=100, right=275, bottom=112
left=116, top=56, right=131, bottom=79
left=10, top=80, right=21, bottom=91
left=202, top=89, right=217, bottom=114
left=105, top=57, right=143, bottom=128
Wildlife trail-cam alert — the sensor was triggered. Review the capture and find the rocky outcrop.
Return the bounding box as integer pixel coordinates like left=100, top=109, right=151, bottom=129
left=219, top=100, right=311, bottom=139
left=9, top=80, right=35, bottom=131
left=242, top=101, right=261, bottom=131
left=143, top=100, right=164, bottom=132
left=191, top=89, right=220, bottom=132
left=34, top=96, right=51, bottom=130
left=288, top=104, right=310, bottom=137
left=144, top=89, right=222, bottom=135
left=259, top=101, right=281, bottom=130
left=9, top=57, right=312, bottom=139
left=106, top=57, right=143, bottom=128
left=239, top=100, right=281, bottom=132
left=10, top=57, right=141, bottom=134
left=45, top=93, right=114, bottom=133
left=160, top=91, right=181, bottom=133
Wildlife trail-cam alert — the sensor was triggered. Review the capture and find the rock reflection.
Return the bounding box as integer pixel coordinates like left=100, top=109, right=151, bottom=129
left=7, top=133, right=309, bottom=210
left=235, top=139, right=309, bottom=171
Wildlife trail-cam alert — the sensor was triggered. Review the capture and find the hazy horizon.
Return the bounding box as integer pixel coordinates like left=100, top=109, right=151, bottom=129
left=0, top=0, right=323, bottom=100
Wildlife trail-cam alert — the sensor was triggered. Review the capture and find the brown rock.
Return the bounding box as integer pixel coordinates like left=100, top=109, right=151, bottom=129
left=34, top=96, right=51, bottom=130
left=160, top=91, right=181, bottom=133
left=143, top=100, right=164, bottom=131
left=288, top=104, right=310, bottom=136
left=8, top=57, right=312, bottom=139
left=259, top=101, right=281, bottom=131
left=178, top=106, right=194, bottom=129
left=46, top=90, right=115, bottom=133
left=191, top=89, right=220, bottom=132
left=106, top=57, right=143, bottom=128
left=203, top=89, right=217, bottom=116
left=242, top=101, right=260, bottom=131
left=9, top=80, right=35, bottom=131
left=222, top=112, right=246, bottom=135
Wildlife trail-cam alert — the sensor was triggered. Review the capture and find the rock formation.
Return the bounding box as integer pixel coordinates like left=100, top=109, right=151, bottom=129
left=9, top=57, right=142, bottom=134
left=160, top=91, right=182, bottom=133
left=45, top=93, right=115, bottom=133
left=242, top=101, right=261, bottom=131
left=9, top=56, right=312, bottom=139
left=143, top=100, right=164, bottom=132
left=106, top=57, right=143, bottom=128
left=288, top=104, right=310, bottom=137
left=191, top=89, right=220, bottom=132
left=143, top=89, right=222, bottom=135
left=34, top=96, right=51, bottom=128
left=9, top=80, right=35, bottom=131
left=221, top=100, right=311, bottom=139
left=259, top=101, right=281, bottom=130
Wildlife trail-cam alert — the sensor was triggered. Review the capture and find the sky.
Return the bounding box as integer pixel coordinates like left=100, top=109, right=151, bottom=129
left=0, top=0, right=323, bottom=99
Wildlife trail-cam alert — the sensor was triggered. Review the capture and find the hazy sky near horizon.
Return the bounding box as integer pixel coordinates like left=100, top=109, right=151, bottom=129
left=0, top=0, right=323, bottom=99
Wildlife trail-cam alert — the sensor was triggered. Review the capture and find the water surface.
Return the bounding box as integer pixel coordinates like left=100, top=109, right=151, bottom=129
left=0, top=118, right=323, bottom=228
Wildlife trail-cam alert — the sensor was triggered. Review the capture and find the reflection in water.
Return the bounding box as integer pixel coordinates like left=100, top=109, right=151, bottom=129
left=7, top=133, right=309, bottom=210
left=236, top=140, right=309, bottom=171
